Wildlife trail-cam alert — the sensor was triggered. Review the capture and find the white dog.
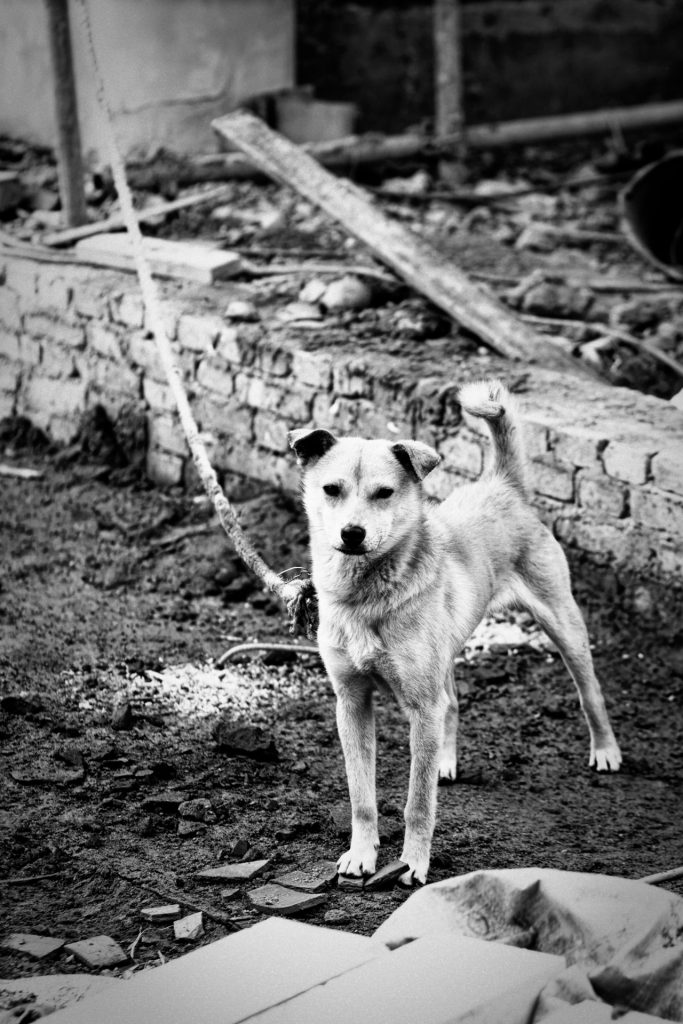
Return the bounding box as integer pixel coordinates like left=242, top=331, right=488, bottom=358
left=289, top=379, right=621, bottom=886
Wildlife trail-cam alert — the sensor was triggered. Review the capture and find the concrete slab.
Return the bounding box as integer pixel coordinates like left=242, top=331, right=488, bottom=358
left=1, top=932, right=66, bottom=960
left=44, top=919, right=386, bottom=1024
left=0, top=974, right=120, bottom=1013
left=248, top=883, right=327, bottom=915
left=250, top=933, right=564, bottom=1024
left=141, top=904, right=182, bottom=923
left=64, top=935, right=128, bottom=969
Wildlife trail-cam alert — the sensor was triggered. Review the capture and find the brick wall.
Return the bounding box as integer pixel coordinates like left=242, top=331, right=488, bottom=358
left=1, top=254, right=683, bottom=586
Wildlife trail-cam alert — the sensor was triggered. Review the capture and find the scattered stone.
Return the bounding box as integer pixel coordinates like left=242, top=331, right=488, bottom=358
left=337, top=874, right=365, bottom=892
left=173, top=912, right=204, bottom=942
left=274, top=861, right=338, bottom=893
left=220, top=887, right=240, bottom=902
left=520, top=281, right=594, bottom=320
left=64, top=935, right=128, bottom=969
left=321, top=275, right=373, bottom=312
left=240, top=846, right=265, bottom=863
left=55, top=742, right=85, bottom=771
left=140, top=791, right=190, bottom=814
left=324, top=908, right=352, bottom=926
left=1, top=933, right=67, bottom=960
left=177, top=819, right=206, bottom=839
left=177, top=798, right=215, bottom=822
left=140, top=904, right=182, bottom=924
left=213, top=718, right=278, bottom=762
left=247, top=883, right=327, bottom=916
left=514, top=223, right=557, bottom=252
left=196, top=859, right=271, bottom=883
left=225, top=299, right=259, bottom=321
left=278, top=301, right=323, bottom=324
left=363, top=860, right=408, bottom=891
left=275, top=825, right=299, bottom=842
left=225, top=838, right=252, bottom=860
left=110, top=699, right=133, bottom=732
left=299, top=278, right=327, bottom=304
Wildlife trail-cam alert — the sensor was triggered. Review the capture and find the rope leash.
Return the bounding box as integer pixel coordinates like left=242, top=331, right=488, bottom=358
left=72, top=0, right=317, bottom=638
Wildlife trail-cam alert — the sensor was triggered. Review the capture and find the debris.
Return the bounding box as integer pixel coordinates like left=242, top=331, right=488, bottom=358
left=324, top=908, right=352, bottom=926
left=140, top=904, right=182, bottom=924
left=1, top=933, right=67, bottom=960
left=213, top=718, right=278, bottom=762
left=220, top=887, right=240, bottom=902
left=110, top=699, right=133, bottom=732
left=247, top=883, right=327, bottom=916
left=298, top=278, right=327, bottom=304
left=64, top=935, right=128, bottom=969
left=196, top=859, right=271, bottom=883
left=274, top=862, right=338, bottom=893
left=321, top=275, right=373, bottom=312
left=224, top=298, right=259, bottom=321
left=0, top=171, right=21, bottom=213
left=213, top=111, right=580, bottom=372
left=173, top=912, right=204, bottom=942
left=337, top=874, right=365, bottom=892
left=73, top=234, right=242, bottom=284
left=0, top=464, right=44, bottom=480
left=277, top=301, right=324, bottom=324
left=140, top=792, right=191, bottom=814
left=364, top=860, right=409, bottom=891
left=177, top=798, right=215, bottom=822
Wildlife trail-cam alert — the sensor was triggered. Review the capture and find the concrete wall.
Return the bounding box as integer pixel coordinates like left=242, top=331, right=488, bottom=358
left=2, top=254, right=683, bottom=590
left=0, top=0, right=295, bottom=160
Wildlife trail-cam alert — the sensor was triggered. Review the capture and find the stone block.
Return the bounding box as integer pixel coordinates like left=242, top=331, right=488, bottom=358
left=177, top=312, right=222, bottom=354
left=36, top=273, right=72, bottom=313
left=128, top=330, right=165, bottom=381
left=602, top=439, right=655, bottom=485
left=551, top=427, right=605, bottom=468
left=554, top=515, right=634, bottom=566
left=143, top=376, right=174, bottom=413
left=86, top=321, right=123, bottom=361
left=0, top=359, right=21, bottom=394
left=630, top=486, right=683, bottom=536
left=254, top=410, right=289, bottom=453
left=0, top=391, right=15, bottom=417
left=84, top=354, right=140, bottom=398
left=522, top=418, right=550, bottom=461
left=64, top=935, right=128, bottom=970
left=5, top=261, right=36, bottom=301
left=292, top=347, right=333, bottom=389
left=194, top=394, right=253, bottom=444
left=651, top=447, right=683, bottom=497
left=149, top=414, right=188, bottom=458
left=24, top=313, right=85, bottom=349
left=0, top=288, right=22, bottom=331
left=1, top=933, right=66, bottom=960
left=23, top=375, right=87, bottom=420
left=146, top=448, right=185, bottom=487
left=73, top=279, right=111, bottom=320
left=576, top=471, right=627, bottom=519
left=439, top=430, right=484, bottom=478
left=531, top=461, right=575, bottom=502
left=111, top=291, right=145, bottom=329
left=332, top=358, right=372, bottom=398
left=17, top=334, right=41, bottom=366
left=41, top=342, right=77, bottom=379
left=197, top=359, right=235, bottom=398
left=257, top=341, right=293, bottom=377
left=217, top=325, right=256, bottom=366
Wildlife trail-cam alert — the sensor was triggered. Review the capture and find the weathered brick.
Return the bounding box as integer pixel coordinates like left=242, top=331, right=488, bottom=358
left=257, top=342, right=293, bottom=378
left=111, top=291, right=144, bottom=329
left=630, top=486, right=683, bottom=535
left=47, top=414, right=81, bottom=444
left=23, top=374, right=87, bottom=419
left=194, top=394, right=253, bottom=444
left=551, top=427, right=605, bottom=468
left=254, top=410, right=289, bottom=453
left=0, top=288, right=22, bottom=331
left=177, top=313, right=222, bottom=354
left=24, top=313, right=85, bottom=349
left=197, top=359, right=235, bottom=398
left=439, top=430, right=484, bottom=478
left=531, top=460, right=575, bottom=502
left=36, top=273, right=72, bottom=313
left=651, top=447, right=683, bottom=497
left=17, top=335, right=41, bottom=366
left=144, top=299, right=186, bottom=341
left=602, top=439, right=655, bottom=485
left=149, top=414, right=188, bottom=457
left=292, top=348, right=333, bottom=389
left=554, top=514, right=634, bottom=566
left=86, top=321, right=123, bottom=361
left=84, top=354, right=139, bottom=397
left=576, top=471, right=627, bottom=518
left=521, top=418, right=549, bottom=461
left=0, top=358, right=22, bottom=394
left=146, top=448, right=185, bottom=487
left=41, top=342, right=76, bottom=378
left=216, top=325, right=257, bottom=366
left=73, top=280, right=111, bottom=320
left=5, top=261, right=36, bottom=301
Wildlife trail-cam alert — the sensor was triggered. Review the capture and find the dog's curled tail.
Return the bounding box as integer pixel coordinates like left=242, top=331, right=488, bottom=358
left=458, top=379, right=529, bottom=497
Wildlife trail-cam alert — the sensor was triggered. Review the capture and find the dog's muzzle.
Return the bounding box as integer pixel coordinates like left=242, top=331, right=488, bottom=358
left=340, top=524, right=366, bottom=554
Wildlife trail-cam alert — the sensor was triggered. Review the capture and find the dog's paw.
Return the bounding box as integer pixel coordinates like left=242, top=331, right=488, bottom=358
left=438, top=757, right=457, bottom=783
left=590, top=739, right=622, bottom=772
left=398, top=842, right=429, bottom=887
left=337, top=844, right=378, bottom=877
left=397, top=863, right=428, bottom=888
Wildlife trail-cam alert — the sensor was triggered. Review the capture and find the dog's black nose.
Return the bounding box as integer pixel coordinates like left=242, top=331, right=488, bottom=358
left=341, top=525, right=366, bottom=549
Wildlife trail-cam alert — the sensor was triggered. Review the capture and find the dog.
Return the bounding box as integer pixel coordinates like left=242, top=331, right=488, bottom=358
left=288, top=379, right=622, bottom=886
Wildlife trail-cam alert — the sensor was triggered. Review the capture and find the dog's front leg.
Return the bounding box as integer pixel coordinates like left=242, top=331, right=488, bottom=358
left=334, top=680, right=379, bottom=876
left=399, top=696, right=446, bottom=886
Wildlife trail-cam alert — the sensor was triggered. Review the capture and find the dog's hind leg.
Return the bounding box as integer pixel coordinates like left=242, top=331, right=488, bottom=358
left=513, top=537, right=622, bottom=771
left=438, top=668, right=459, bottom=782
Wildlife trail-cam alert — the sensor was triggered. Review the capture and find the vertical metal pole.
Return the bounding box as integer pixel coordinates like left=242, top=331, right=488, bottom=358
left=44, top=0, right=88, bottom=226
left=434, top=0, right=466, bottom=184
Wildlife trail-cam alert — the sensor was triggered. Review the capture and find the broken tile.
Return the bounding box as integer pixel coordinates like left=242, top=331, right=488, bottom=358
left=65, top=935, right=128, bottom=969
left=274, top=861, right=338, bottom=893
left=140, top=904, right=182, bottom=924
left=248, top=883, right=327, bottom=916
left=173, top=912, right=204, bottom=942
left=337, top=874, right=365, bottom=892
left=1, top=932, right=66, bottom=960
left=196, top=859, right=271, bottom=883
left=363, top=860, right=408, bottom=891
left=220, top=887, right=240, bottom=902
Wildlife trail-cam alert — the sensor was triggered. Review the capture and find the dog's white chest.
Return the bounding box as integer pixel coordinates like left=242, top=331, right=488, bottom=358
left=322, top=603, right=386, bottom=674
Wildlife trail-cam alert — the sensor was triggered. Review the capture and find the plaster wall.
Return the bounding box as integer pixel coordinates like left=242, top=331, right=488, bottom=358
left=0, top=0, right=295, bottom=160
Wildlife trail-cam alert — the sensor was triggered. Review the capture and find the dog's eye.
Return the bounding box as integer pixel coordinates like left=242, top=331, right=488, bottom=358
left=323, top=484, right=341, bottom=497
left=374, top=487, right=394, bottom=500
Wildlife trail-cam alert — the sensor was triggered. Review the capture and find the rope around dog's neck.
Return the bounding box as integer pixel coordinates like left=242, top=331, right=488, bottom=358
left=73, top=0, right=317, bottom=638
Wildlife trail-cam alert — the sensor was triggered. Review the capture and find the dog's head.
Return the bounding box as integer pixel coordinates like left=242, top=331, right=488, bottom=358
left=288, top=428, right=440, bottom=558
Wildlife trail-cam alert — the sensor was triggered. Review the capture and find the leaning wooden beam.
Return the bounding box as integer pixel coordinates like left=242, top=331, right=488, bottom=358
left=213, top=110, right=578, bottom=370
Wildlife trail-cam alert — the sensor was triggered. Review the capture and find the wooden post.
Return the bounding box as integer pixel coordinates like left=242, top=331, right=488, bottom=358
left=434, top=0, right=465, bottom=184
left=44, top=0, right=88, bottom=226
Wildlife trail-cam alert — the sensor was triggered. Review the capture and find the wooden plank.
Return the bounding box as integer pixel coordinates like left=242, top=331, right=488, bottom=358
left=43, top=184, right=234, bottom=248
left=73, top=233, right=242, bottom=283
left=212, top=110, right=578, bottom=370
left=434, top=0, right=466, bottom=183
left=44, top=0, right=87, bottom=227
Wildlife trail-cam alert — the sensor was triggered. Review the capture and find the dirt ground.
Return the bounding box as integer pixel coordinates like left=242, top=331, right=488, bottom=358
left=1, top=442, right=682, bottom=983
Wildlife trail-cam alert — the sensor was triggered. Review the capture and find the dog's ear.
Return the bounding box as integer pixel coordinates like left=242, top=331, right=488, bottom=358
left=391, top=440, right=441, bottom=481
left=288, top=427, right=338, bottom=466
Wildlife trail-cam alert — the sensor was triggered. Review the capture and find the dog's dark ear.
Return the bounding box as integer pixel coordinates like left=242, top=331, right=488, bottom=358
left=391, top=440, right=441, bottom=481
left=288, top=427, right=338, bottom=466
